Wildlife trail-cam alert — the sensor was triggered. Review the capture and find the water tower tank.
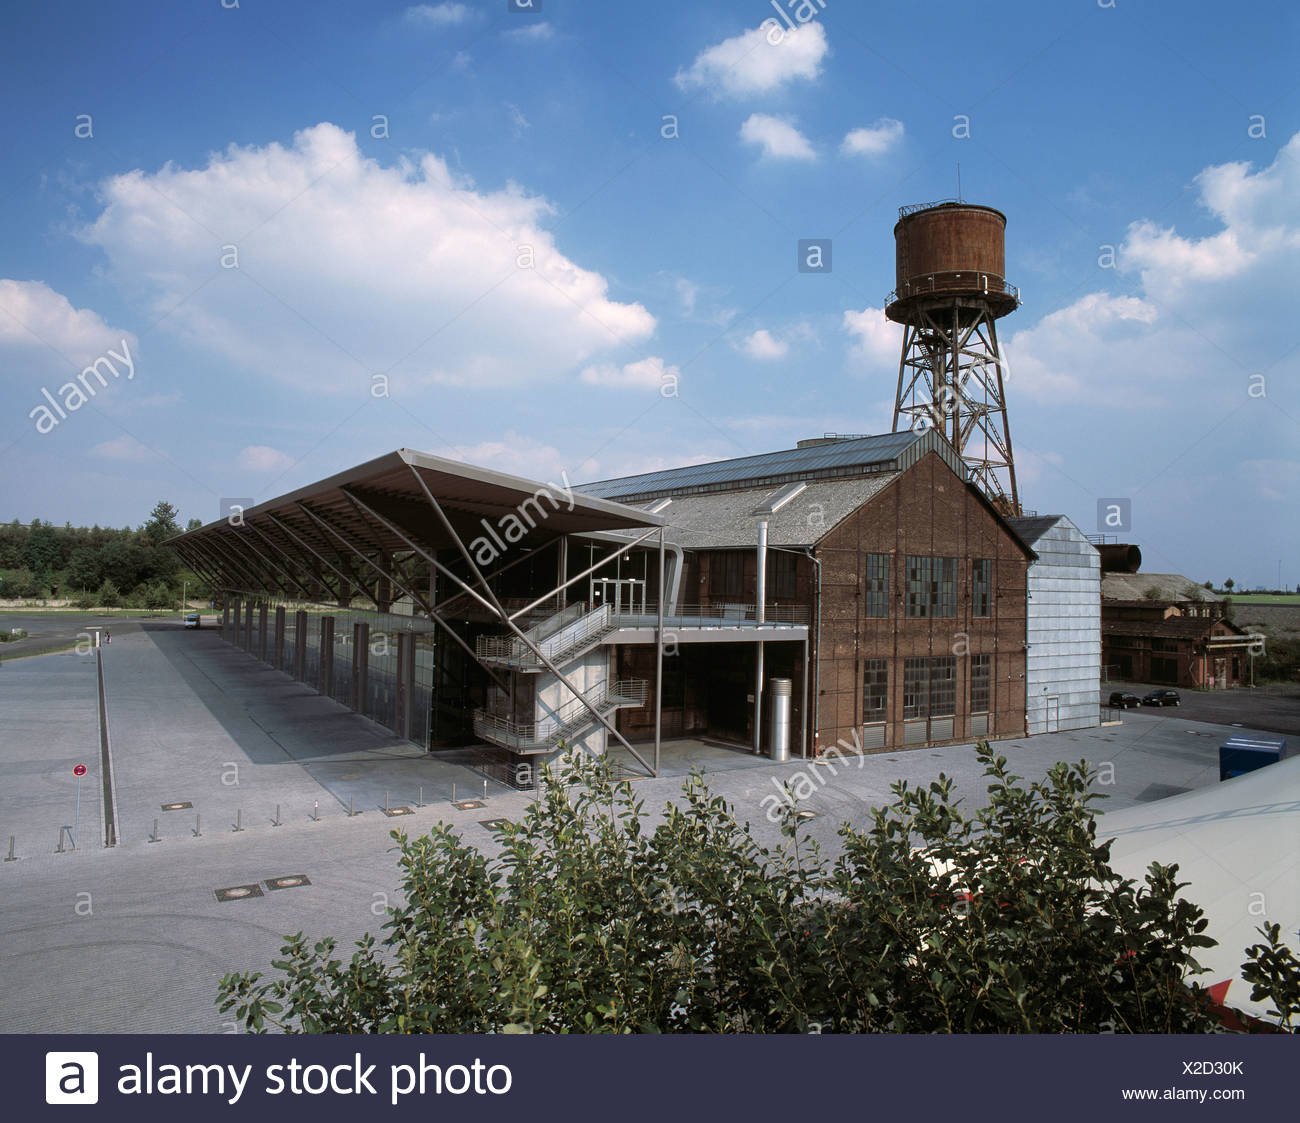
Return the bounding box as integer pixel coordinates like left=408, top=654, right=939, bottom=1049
left=886, top=202, right=1018, bottom=324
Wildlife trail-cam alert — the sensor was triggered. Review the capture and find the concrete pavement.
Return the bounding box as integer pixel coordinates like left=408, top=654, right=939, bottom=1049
left=1, top=618, right=1294, bottom=1033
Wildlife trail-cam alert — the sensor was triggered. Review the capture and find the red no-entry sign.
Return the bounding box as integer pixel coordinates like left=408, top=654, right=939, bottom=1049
left=73, top=764, right=87, bottom=777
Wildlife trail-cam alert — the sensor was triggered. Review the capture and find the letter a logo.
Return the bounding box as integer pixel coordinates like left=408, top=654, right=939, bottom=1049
left=46, top=1052, right=99, bottom=1104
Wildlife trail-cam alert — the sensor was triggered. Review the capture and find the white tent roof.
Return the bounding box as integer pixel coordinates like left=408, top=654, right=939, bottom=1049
left=1101, top=753, right=1298, bottom=1024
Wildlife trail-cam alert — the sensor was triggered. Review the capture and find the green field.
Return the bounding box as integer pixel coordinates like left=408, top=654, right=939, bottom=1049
left=1226, top=593, right=1300, bottom=605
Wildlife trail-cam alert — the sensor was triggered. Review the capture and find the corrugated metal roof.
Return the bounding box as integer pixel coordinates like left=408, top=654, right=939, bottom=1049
left=579, top=431, right=925, bottom=501
left=1006, top=515, right=1063, bottom=546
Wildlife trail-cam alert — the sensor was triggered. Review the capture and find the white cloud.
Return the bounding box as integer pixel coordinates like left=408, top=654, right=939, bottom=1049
left=579, top=355, right=678, bottom=390
left=1007, top=131, right=1300, bottom=407
left=505, top=102, right=530, bottom=137
left=737, top=323, right=816, bottom=361
left=1237, top=459, right=1300, bottom=502
left=739, top=114, right=816, bottom=161
left=442, top=433, right=598, bottom=484
left=675, top=22, right=827, bottom=98
left=842, top=306, right=899, bottom=371
left=740, top=328, right=789, bottom=361
left=674, top=277, right=699, bottom=315
left=404, top=3, right=469, bottom=26
left=1005, top=293, right=1158, bottom=400
left=841, top=118, right=904, bottom=158
left=238, top=445, right=296, bottom=474
left=0, top=279, right=135, bottom=366
left=505, top=22, right=555, bottom=42
left=78, top=123, right=656, bottom=391
left=89, top=435, right=156, bottom=462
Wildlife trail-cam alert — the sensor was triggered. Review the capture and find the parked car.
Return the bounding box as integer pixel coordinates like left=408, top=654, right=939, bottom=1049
left=1142, top=689, right=1180, bottom=707
left=1108, top=691, right=1142, bottom=709
left=184, top=612, right=201, bottom=629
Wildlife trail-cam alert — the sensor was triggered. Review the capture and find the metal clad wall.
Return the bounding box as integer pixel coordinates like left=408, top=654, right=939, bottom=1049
left=1024, top=518, right=1101, bottom=734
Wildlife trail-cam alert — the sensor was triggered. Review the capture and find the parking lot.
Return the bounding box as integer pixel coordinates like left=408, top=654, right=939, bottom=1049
left=1107, top=679, right=1300, bottom=737
left=0, top=621, right=1295, bottom=1033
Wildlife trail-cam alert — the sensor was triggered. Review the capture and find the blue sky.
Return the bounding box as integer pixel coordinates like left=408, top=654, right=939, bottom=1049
left=0, top=0, right=1296, bottom=587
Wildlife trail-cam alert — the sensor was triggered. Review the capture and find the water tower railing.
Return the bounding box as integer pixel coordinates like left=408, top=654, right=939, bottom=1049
left=886, top=271, right=1019, bottom=308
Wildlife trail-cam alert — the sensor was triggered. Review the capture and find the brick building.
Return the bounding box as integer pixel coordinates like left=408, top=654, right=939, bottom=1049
left=176, top=432, right=1103, bottom=786
left=583, top=431, right=1034, bottom=755
left=1100, top=571, right=1256, bottom=688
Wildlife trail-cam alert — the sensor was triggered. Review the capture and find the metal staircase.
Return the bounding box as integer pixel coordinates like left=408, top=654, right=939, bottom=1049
left=476, top=602, right=621, bottom=671
left=473, top=679, right=648, bottom=753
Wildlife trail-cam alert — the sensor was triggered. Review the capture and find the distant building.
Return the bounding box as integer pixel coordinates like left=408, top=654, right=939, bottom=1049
left=1100, top=571, right=1255, bottom=688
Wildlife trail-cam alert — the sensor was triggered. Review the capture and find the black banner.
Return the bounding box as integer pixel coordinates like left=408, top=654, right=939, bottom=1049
left=10, top=1034, right=1290, bottom=1120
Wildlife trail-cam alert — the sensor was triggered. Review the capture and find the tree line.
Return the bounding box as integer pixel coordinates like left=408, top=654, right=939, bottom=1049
left=0, top=500, right=207, bottom=607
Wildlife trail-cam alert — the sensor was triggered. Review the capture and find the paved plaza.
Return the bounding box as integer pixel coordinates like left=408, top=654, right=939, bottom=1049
left=0, top=621, right=1291, bottom=1033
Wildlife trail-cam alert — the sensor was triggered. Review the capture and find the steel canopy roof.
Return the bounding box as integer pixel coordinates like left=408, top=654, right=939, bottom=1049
left=170, top=448, right=662, bottom=595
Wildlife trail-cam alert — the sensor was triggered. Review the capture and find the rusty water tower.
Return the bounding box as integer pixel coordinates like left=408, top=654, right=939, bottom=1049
left=886, top=200, right=1021, bottom=514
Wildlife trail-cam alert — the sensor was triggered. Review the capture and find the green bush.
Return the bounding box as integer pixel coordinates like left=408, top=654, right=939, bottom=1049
left=144, top=582, right=173, bottom=610
left=218, top=746, right=1249, bottom=1034
left=0, top=568, right=40, bottom=598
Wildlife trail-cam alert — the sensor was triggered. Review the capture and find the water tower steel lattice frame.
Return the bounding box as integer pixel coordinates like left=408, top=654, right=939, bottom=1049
left=885, top=200, right=1021, bottom=515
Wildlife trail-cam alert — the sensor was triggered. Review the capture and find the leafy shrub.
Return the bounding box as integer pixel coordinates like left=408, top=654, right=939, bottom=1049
left=144, top=582, right=173, bottom=610
left=0, top=568, right=40, bottom=598
left=96, top=579, right=122, bottom=608
left=219, top=746, right=1240, bottom=1035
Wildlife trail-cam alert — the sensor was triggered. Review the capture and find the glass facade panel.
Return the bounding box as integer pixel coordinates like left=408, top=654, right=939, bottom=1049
left=905, top=556, right=957, bottom=617
left=862, top=658, right=888, bottom=721
left=903, top=655, right=957, bottom=718
left=970, top=654, right=991, bottom=713
left=864, top=553, right=890, bottom=618
left=972, top=559, right=992, bottom=617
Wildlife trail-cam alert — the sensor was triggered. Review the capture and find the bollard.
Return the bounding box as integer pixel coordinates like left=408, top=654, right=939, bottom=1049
left=417, top=785, right=423, bottom=808
left=312, top=800, right=319, bottom=822
left=4, top=835, right=15, bottom=862
left=451, top=781, right=456, bottom=804
left=194, top=813, right=202, bottom=838
left=348, top=795, right=356, bottom=818
left=56, top=827, right=66, bottom=854
left=483, top=779, right=488, bottom=801
left=149, top=818, right=160, bottom=843
left=273, top=804, right=281, bottom=827
left=233, top=809, right=244, bottom=833
left=385, top=791, right=390, bottom=813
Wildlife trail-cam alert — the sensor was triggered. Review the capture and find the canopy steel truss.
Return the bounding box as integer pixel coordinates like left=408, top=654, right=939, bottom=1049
left=170, top=451, right=668, bottom=777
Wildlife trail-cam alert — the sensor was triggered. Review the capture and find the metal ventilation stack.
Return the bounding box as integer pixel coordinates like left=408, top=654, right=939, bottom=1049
left=886, top=200, right=1021, bottom=515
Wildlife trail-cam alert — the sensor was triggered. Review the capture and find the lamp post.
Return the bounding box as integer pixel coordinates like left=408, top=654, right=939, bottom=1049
left=181, top=579, right=187, bottom=616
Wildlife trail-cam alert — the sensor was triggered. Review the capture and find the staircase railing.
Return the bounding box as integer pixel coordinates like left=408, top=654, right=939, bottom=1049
left=473, top=678, right=648, bottom=751
left=476, top=602, right=616, bottom=667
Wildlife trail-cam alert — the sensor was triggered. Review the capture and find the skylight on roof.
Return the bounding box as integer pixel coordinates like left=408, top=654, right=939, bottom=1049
left=752, top=481, right=807, bottom=516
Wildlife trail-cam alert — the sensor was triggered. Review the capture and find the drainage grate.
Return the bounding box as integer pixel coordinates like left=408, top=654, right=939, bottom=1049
left=382, top=806, right=414, bottom=817
left=479, top=818, right=511, bottom=831
left=453, top=799, right=485, bottom=810
left=264, top=874, right=311, bottom=891
left=161, top=801, right=193, bottom=811
left=214, top=884, right=264, bottom=902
